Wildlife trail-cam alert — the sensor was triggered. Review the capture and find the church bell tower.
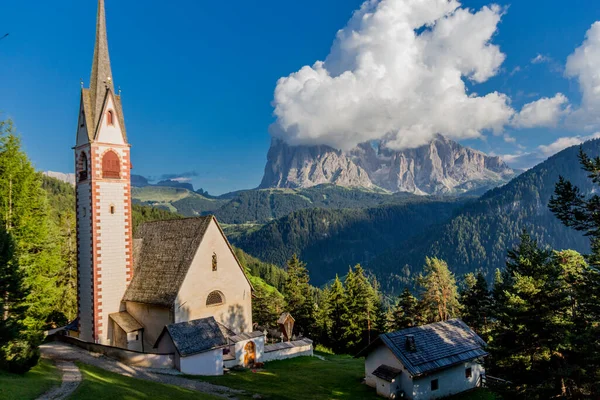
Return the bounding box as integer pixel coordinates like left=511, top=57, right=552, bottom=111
left=75, top=0, right=133, bottom=344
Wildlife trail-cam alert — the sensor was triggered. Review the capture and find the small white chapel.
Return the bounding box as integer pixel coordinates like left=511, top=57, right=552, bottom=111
left=71, top=0, right=312, bottom=375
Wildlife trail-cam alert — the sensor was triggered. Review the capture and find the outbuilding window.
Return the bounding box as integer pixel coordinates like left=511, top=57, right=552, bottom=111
left=206, top=290, right=225, bottom=306
left=465, top=367, right=472, bottom=379
left=431, top=379, right=439, bottom=391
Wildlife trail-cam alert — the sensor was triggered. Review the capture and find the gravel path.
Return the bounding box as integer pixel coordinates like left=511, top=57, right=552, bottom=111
left=40, top=342, right=247, bottom=399
left=37, top=361, right=81, bottom=400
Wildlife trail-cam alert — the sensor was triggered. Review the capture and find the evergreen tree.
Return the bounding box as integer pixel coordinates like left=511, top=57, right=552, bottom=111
left=389, top=288, right=418, bottom=331
left=323, top=275, right=348, bottom=353
left=282, top=254, right=315, bottom=337
left=342, top=264, right=377, bottom=353
left=459, top=272, right=492, bottom=334
left=0, top=119, right=61, bottom=372
left=418, top=257, right=461, bottom=323
left=490, top=231, right=573, bottom=398
left=252, top=284, right=284, bottom=330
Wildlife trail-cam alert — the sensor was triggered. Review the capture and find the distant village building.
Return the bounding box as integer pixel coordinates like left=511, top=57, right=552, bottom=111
left=358, top=319, right=488, bottom=399
left=72, top=0, right=311, bottom=375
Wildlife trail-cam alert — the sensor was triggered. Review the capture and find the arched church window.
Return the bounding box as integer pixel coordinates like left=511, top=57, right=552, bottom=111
left=79, top=152, right=88, bottom=182
left=106, top=110, right=114, bottom=126
left=102, top=151, right=120, bottom=179
left=206, top=291, right=225, bottom=307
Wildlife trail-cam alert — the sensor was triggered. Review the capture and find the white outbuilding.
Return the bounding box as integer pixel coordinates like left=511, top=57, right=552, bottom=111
left=358, top=319, right=488, bottom=399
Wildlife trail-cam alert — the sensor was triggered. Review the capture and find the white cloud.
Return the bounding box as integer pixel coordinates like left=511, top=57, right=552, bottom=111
left=498, top=133, right=600, bottom=170
left=537, top=133, right=600, bottom=157
left=531, top=54, right=550, bottom=64
left=565, top=22, right=600, bottom=130
left=511, top=93, right=569, bottom=128
left=270, top=0, right=514, bottom=151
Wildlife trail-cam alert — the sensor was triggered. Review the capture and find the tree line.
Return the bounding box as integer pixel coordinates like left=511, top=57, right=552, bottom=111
left=251, top=146, right=600, bottom=398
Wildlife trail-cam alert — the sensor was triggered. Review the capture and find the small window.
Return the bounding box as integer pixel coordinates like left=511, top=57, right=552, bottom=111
left=212, top=252, right=218, bottom=271
left=82, top=207, right=87, bottom=217
left=107, top=110, right=114, bottom=126
left=465, top=367, right=472, bottom=379
left=206, top=290, right=224, bottom=306
left=110, top=205, right=115, bottom=215
left=431, top=379, right=439, bottom=391
left=78, top=152, right=88, bottom=182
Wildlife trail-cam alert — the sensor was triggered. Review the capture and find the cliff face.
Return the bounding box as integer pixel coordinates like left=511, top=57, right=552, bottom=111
left=260, top=136, right=515, bottom=195
left=259, top=140, right=373, bottom=189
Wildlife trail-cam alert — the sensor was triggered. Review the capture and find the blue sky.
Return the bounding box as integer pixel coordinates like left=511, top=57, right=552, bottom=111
left=1, top=0, right=600, bottom=194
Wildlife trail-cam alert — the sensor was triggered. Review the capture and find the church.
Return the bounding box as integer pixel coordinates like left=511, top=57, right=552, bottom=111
left=72, top=0, right=312, bottom=375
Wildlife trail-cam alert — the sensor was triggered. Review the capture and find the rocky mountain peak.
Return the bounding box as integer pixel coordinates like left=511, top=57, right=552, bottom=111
left=260, top=136, right=515, bottom=195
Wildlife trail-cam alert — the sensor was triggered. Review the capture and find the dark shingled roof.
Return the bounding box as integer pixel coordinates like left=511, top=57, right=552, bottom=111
left=157, top=317, right=227, bottom=357
left=358, top=319, right=487, bottom=377
left=109, top=312, right=143, bottom=333
left=372, top=365, right=402, bottom=382
left=123, top=217, right=213, bottom=307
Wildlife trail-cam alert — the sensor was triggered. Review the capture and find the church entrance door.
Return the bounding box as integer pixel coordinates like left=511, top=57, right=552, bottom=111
left=243, top=341, right=256, bottom=367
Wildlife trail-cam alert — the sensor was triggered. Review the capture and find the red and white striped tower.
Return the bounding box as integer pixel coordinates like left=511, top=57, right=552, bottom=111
left=75, top=0, right=133, bottom=344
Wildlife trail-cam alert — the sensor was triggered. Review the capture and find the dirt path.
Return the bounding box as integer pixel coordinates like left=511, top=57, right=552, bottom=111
left=40, top=342, right=247, bottom=399
left=37, top=361, right=81, bottom=400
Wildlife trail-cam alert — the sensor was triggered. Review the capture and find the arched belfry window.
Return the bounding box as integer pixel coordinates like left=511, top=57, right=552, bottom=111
left=102, top=151, right=120, bottom=179
left=106, top=110, right=114, bottom=126
left=79, top=152, right=88, bottom=182
left=206, top=291, right=225, bottom=307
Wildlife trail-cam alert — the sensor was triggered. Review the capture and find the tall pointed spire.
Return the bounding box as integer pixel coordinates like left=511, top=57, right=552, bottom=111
left=89, top=0, right=114, bottom=128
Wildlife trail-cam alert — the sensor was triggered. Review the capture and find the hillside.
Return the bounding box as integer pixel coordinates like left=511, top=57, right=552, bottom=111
left=368, top=140, right=599, bottom=293
left=213, top=185, right=428, bottom=224
left=132, top=186, right=226, bottom=216
left=231, top=199, right=466, bottom=285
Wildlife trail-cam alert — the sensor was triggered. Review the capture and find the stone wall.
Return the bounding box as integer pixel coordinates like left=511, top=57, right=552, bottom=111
left=51, top=334, right=174, bottom=369
left=261, top=339, right=313, bottom=363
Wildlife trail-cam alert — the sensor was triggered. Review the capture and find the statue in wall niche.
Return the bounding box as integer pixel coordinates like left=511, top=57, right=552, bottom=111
left=277, top=312, right=295, bottom=342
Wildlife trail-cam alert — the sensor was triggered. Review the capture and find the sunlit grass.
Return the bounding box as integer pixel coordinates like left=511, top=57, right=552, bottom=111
left=194, top=353, right=380, bottom=400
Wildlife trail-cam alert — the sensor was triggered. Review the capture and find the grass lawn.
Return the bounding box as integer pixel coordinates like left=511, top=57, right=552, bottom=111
left=0, top=359, right=61, bottom=399
left=196, top=353, right=380, bottom=400
left=449, top=388, right=500, bottom=399
left=71, top=363, right=222, bottom=400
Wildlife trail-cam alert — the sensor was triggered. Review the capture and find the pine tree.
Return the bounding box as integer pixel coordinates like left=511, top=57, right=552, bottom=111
left=282, top=254, right=315, bottom=337
left=389, top=288, right=418, bottom=331
left=252, top=284, right=284, bottom=330
left=342, top=265, right=377, bottom=353
left=490, top=231, right=573, bottom=398
left=459, top=272, right=492, bottom=334
left=418, top=257, right=461, bottom=323
left=323, top=275, right=348, bottom=353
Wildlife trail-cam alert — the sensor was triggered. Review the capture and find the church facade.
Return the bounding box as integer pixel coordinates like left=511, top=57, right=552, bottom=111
left=73, top=0, right=312, bottom=375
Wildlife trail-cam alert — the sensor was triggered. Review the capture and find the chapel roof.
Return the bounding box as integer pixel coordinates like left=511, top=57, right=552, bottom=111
left=155, top=317, right=228, bottom=357
left=122, top=217, right=213, bottom=307
left=357, top=319, right=488, bottom=377
left=122, top=216, right=252, bottom=307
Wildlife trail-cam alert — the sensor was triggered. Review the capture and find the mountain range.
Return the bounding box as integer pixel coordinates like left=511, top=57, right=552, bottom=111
left=44, top=136, right=599, bottom=294
left=260, top=135, right=516, bottom=195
